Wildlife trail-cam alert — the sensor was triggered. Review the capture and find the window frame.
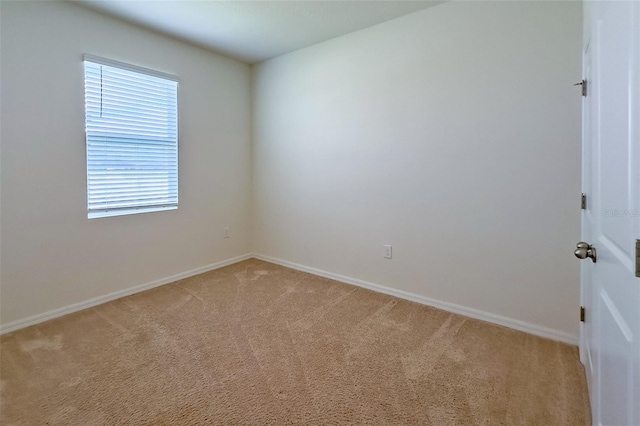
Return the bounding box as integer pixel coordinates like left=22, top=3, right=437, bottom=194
left=83, top=54, right=180, bottom=219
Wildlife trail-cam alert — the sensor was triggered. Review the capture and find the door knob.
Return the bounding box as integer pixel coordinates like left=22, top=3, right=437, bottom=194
left=574, top=242, right=597, bottom=262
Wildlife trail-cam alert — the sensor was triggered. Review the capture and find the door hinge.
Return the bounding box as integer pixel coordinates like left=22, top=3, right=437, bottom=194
left=580, top=306, right=585, bottom=322
left=574, top=80, right=587, bottom=97
left=636, top=240, right=640, bottom=277
left=581, top=193, right=587, bottom=210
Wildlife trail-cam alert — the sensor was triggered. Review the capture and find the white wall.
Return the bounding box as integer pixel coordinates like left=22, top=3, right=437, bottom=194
left=252, top=1, right=583, bottom=338
left=1, top=1, right=252, bottom=325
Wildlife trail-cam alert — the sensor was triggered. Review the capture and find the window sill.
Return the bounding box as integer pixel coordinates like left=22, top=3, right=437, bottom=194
left=88, top=205, right=177, bottom=219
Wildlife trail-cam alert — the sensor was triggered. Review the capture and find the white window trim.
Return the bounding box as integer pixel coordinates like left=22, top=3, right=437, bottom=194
left=82, top=54, right=179, bottom=82
left=84, top=55, right=180, bottom=219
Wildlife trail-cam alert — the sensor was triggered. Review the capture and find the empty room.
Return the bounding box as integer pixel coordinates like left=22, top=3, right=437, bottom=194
left=1, top=0, right=638, bottom=424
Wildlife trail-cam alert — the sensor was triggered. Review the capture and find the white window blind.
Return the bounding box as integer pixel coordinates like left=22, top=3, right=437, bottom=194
left=83, top=55, right=178, bottom=219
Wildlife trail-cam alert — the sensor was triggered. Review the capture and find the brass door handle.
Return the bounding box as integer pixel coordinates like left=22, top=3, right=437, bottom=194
left=575, top=242, right=597, bottom=262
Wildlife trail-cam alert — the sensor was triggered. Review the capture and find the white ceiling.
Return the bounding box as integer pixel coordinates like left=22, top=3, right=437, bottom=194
left=72, top=1, right=444, bottom=64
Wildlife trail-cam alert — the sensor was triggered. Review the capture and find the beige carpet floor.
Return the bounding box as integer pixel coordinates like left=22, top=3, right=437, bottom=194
left=1, top=259, right=590, bottom=425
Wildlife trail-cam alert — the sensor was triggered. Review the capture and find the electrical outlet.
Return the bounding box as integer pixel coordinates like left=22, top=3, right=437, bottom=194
left=224, top=227, right=230, bottom=238
left=383, top=245, right=392, bottom=259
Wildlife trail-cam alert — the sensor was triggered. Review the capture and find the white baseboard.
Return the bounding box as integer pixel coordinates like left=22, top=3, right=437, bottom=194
left=252, top=253, right=579, bottom=346
left=0, top=253, right=253, bottom=335
left=2, top=252, right=579, bottom=345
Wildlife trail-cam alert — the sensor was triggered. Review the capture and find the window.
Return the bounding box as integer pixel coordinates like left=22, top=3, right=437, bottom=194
left=83, top=55, right=178, bottom=219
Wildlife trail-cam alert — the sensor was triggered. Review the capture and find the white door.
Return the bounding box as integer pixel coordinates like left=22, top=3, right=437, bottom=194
left=580, top=1, right=640, bottom=425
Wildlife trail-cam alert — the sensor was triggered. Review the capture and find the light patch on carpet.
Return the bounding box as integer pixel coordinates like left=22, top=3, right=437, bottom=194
left=401, top=314, right=467, bottom=380
left=19, top=334, right=63, bottom=352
